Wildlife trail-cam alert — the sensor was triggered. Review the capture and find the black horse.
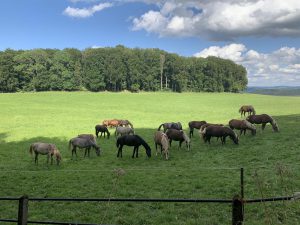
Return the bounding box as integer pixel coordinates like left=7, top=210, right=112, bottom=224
left=188, top=120, right=207, bottom=138
left=158, top=122, right=182, bottom=132
left=202, top=126, right=239, bottom=145
left=116, top=135, right=151, bottom=158
left=95, top=125, right=110, bottom=139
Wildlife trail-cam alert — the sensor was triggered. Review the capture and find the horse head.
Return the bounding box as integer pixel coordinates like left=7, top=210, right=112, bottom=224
left=54, top=150, right=62, bottom=165
left=95, top=146, right=101, bottom=156
left=145, top=146, right=151, bottom=158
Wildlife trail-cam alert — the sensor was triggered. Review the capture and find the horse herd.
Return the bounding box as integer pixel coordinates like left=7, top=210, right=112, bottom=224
left=29, top=105, right=279, bottom=164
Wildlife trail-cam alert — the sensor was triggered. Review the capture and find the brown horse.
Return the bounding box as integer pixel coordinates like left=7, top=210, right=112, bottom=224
left=102, top=119, right=120, bottom=128
left=199, top=123, right=223, bottom=140
left=229, top=119, right=256, bottom=135
left=166, top=129, right=190, bottom=151
left=188, top=121, right=207, bottom=138
left=246, top=114, right=279, bottom=132
left=239, top=105, right=256, bottom=117
left=202, top=126, right=239, bottom=145
left=154, top=131, right=170, bottom=160
left=95, top=125, right=110, bottom=139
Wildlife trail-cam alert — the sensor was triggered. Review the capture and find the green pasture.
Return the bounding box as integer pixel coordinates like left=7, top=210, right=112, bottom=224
left=0, top=92, right=300, bottom=225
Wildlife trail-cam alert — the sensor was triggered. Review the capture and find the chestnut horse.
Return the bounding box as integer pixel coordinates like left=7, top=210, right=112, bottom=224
left=202, top=126, right=239, bottom=145
left=239, top=105, right=256, bottom=117
left=188, top=121, right=207, bottom=138
left=229, top=119, right=256, bottom=135
left=246, top=114, right=279, bottom=132
left=102, top=119, right=120, bottom=128
left=166, top=129, right=190, bottom=151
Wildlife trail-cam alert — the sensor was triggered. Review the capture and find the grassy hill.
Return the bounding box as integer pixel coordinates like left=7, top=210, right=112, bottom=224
left=0, top=92, right=300, bottom=225
left=246, top=86, right=300, bottom=96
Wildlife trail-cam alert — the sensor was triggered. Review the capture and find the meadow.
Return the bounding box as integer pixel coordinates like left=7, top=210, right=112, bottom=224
left=0, top=91, right=300, bottom=225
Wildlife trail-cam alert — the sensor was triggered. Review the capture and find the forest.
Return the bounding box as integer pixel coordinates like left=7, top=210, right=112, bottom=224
left=0, top=45, right=247, bottom=93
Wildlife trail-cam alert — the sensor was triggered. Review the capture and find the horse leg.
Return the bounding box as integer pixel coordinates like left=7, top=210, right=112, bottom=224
left=117, top=145, right=123, bottom=158
left=136, top=147, right=139, bottom=158
left=169, top=139, right=172, bottom=147
left=96, top=130, right=99, bottom=138
left=132, top=147, right=136, bottom=158
left=35, top=153, right=38, bottom=165
left=155, top=143, right=158, bottom=156
left=262, top=123, right=266, bottom=130
left=179, top=140, right=183, bottom=149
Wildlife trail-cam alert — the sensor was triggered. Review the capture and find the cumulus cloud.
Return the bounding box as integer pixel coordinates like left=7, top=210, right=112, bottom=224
left=131, top=0, right=300, bottom=40
left=63, top=2, right=113, bottom=18
left=194, top=44, right=300, bottom=86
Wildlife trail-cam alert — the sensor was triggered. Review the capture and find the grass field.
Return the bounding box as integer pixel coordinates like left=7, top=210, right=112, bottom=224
left=0, top=91, right=300, bottom=225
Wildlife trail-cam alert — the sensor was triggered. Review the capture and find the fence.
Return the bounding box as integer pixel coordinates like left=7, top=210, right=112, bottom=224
left=0, top=168, right=299, bottom=225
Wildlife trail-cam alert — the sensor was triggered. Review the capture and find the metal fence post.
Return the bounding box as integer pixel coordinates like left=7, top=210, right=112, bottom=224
left=232, top=195, right=243, bottom=225
left=18, top=195, right=28, bottom=225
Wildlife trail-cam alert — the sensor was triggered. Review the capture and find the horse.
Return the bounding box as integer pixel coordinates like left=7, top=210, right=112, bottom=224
left=115, top=126, right=135, bottom=137
left=246, top=114, right=279, bottom=132
left=239, top=105, right=256, bottom=117
left=188, top=120, right=207, bottom=138
left=116, top=135, right=151, bottom=158
left=202, top=126, right=239, bottom=145
left=77, top=134, right=97, bottom=143
left=102, top=119, right=120, bottom=128
left=95, top=125, right=110, bottom=139
left=199, top=123, right=224, bottom=140
left=158, top=122, right=182, bottom=132
left=29, top=142, right=62, bottom=165
left=69, top=137, right=100, bottom=158
left=154, top=131, right=170, bottom=160
left=229, top=119, right=256, bottom=136
left=119, top=120, right=134, bottom=128
left=166, top=129, right=190, bottom=151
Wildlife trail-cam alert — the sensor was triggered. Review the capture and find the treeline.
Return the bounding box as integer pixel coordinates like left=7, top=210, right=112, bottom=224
left=0, top=45, right=247, bottom=93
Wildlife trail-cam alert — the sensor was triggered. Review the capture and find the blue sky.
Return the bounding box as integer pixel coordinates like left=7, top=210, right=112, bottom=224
left=1, top=0, right=300, bottom=86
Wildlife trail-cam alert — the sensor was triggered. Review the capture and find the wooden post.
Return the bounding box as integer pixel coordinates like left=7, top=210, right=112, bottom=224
left=18, top=195, right=28, bottom=225
left=232, top=195, right=243, bottom=225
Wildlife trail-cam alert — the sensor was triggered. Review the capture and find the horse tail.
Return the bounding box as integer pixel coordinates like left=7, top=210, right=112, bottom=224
left=29, top=144, right=34, bottom=155
left=128, top=121, right=134, bottom=129
left=158, top=123, right=164, bottom=131
left=252, top=107, right=256, bottom=115
left=68, top=139, right=73, bottom=152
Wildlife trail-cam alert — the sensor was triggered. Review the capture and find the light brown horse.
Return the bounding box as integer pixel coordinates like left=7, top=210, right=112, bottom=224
left=246, top=114, right=279, bottom=132
left=102, top=119, right=120, bottom=128
left=29, top=142, right=62, bottom=165
left=154, top=131, right=170, bottom=160
left=239, top=105, right=256, bottom=117
left=229, top=119, right=256, bottom=135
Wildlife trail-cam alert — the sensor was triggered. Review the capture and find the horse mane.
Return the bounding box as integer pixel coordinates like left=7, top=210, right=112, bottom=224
left=136, top=135, right=151, bottom=150
left=243, top=120, right=256, bottom=130
left=269, top=116, right=279, bottom=132
left=29, top=144, right=34, bottom=155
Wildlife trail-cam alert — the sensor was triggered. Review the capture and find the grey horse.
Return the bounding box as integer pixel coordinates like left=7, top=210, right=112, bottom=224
left=29, top=142, right=62, bottom=165
left=115, top=126, right=135, bottom=137
left=69, top=137, right=100, bottom=158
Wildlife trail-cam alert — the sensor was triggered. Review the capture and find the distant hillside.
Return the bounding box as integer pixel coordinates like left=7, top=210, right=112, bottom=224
left=246, top=86, right=300, bottom=96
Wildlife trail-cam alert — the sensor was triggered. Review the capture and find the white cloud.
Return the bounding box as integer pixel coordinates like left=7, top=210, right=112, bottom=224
left=63, top=2, right=113, bottom=18
left=194, top=44, right=300, bottom=86
left=131, top=0, right=300, bottom=40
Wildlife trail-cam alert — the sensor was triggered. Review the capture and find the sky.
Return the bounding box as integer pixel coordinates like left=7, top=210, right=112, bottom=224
left=1, top=0, right=300, bottom=86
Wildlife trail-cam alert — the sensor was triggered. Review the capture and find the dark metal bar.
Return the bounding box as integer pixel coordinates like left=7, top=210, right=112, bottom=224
left=0, top=219, right=18, bottom=223
left=28, top=197, right=233, bottom=203
left=245, top=196, right=293, bottom=203
left=0, top=197, right=19, bottom=201
left=27, top=220, right=112, bottom=225
left=240, top=168, right=244, bottom=199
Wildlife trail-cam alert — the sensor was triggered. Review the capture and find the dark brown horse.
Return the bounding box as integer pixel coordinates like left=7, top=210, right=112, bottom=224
left=166, top=129, right=190, bottom=151
left=202, top=126, right=239, bottom=145
left=239, top=105, right=256, bottom=117
left=95, top=125, right=110, bottom=139
left=158, top=122, right=182, bottom=132
left=229, top=119, right=256, bottom=135
left=246, top=114, right=279, bottom=132
left=116, top=135, right=151, bottom=158
left=188, top=121, right=207, bottom=138
left=102, top=119, right=120, bottom=128
left=199, top=123, right=223, bottom=140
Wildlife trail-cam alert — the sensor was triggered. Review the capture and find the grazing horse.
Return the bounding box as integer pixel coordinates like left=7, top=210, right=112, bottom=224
left=29, top=142, right=62, bottom=165
left=116, top=135, right=151, bottom=158
left=202, top=126, right=239, bottom=145
left=154, top=131, right=170, bottom=160
left=188, top=121, right=207, bottom=138
left=69, top=137, right=100, bottom=158
left=229, top=119, right=256, bottom=135
left=239, top=105, right=256, bottom=117
left=115, top=126, right=135, bottom=137
left=166, top=129, right=190, bottom=151
left=102, top=119, right=120, bottom=128
left=199, top=123, right=224, bottom=140
left=95, top=125, right=110, bottom=139
left=246, top=114, right=279, bottom=132
left=77, top=134, right=97, bottom=143
left=119, top=120, right=134, bottom=128
left=158, top=122, right=182, bottom=132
